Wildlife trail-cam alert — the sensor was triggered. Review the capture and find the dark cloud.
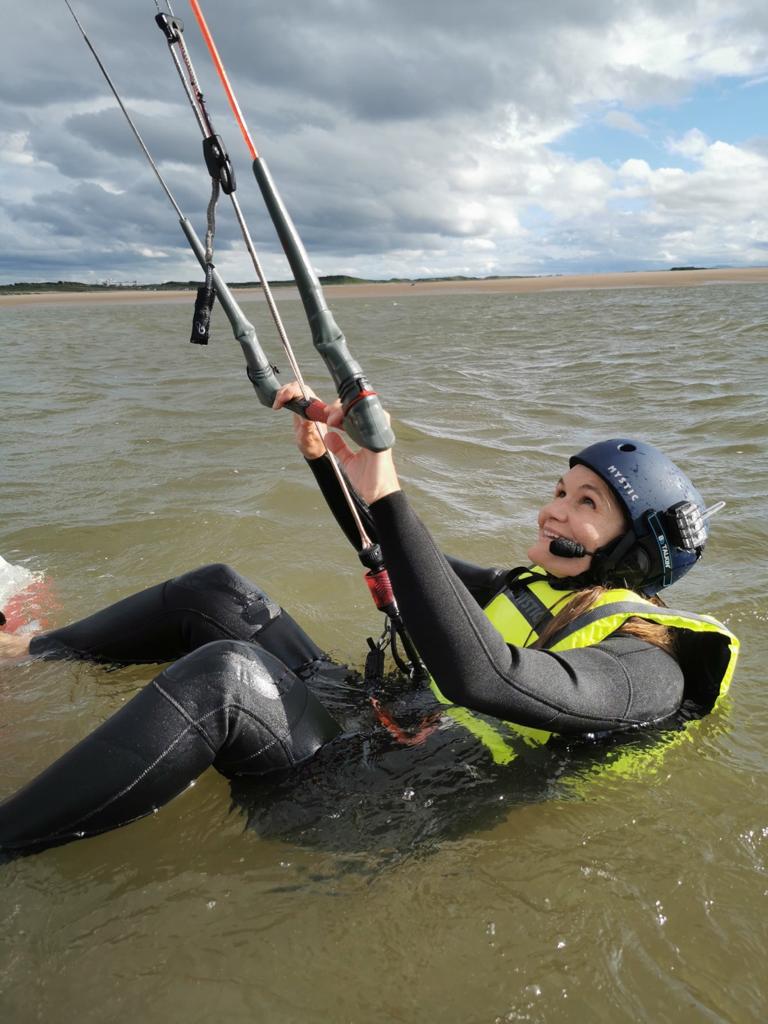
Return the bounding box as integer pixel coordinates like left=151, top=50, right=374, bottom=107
left=1, top=0, right=767, bottom=283
left=744, top=134, right=768, bottom=157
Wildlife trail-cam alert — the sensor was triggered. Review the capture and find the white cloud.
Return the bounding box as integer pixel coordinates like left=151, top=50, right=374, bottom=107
left=667, top=128, right=710, bottom=158
left=611, top=131, right=768, bottom=264
left=1, top=132, right=36, bottom=167
left=2, top=0, right=768, bottom=282
left=619, top=158, right=654, bottom=183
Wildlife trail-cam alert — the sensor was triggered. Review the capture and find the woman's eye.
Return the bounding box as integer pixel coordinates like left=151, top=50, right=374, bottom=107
left=580, top=496, right=596, bottom=508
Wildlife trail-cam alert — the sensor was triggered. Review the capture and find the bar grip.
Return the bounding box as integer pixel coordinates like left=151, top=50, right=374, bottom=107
left=301, top=398, right=330, bottom=422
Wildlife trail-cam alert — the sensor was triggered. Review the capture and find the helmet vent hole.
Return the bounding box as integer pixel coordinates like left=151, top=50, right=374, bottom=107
left=618, top=443, right=636, bottom=452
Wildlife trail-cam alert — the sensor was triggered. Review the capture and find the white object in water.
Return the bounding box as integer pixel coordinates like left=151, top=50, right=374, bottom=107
left=0, top=555, right=49, bottom=633
left=0, top=554, right=35, bottom=608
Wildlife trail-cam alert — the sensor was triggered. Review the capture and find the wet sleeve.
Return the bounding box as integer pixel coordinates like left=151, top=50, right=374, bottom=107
left=306, top=454, right=376, bottom=551
left=307, top=452, right=512, bottom=598
left=370, top=491, right=684, bottom=735
left=305, top=455, right=506, bottom=604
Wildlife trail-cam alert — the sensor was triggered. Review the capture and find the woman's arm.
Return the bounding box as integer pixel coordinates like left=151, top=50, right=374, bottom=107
left=273, top=383, right=505, bottom=602
left=273, top=383, right=378, bottom=550
left=320, top=427, right=683, bottom=734
left=369, top=491, right=684, bottom=734
left=305, top=453, right=377, bottom=551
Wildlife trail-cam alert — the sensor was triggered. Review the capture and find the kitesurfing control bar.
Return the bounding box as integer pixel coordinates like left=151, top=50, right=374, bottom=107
left=66, top=0, right=421, bottom=678
left=154, top=4, right=331, bottom=422
left=186, top=0, right=395, bottom=454
left=63, top=0, right=318, bottom=421
left=183, top=0, right=422, bottom=676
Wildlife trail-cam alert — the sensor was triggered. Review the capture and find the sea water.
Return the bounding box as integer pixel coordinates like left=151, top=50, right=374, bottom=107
left=1, top=282, right=766, bottom=1022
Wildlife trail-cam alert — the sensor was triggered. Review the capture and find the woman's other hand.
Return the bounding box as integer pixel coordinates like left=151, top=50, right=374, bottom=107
left=273, top=381, right=400, bottom=504
left=324, top=424, right=400, bottom=506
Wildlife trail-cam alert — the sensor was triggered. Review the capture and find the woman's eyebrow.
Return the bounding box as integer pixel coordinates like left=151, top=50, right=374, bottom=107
left=579, top=482, right=613, bottom=503
left=560, top=479, right=609, bottom=500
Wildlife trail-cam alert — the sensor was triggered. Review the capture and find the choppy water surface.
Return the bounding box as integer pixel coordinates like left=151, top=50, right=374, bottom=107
left=1, top=283, right=766, bottom=1022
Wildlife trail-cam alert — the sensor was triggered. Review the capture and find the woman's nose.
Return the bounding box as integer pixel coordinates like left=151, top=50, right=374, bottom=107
left=545, top=499, right=567, bottom=521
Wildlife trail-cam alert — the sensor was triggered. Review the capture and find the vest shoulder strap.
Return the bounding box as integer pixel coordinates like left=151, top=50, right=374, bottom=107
left=547, top=597, right=655, bottom=648
left=548, top=596, right=739, bottom=713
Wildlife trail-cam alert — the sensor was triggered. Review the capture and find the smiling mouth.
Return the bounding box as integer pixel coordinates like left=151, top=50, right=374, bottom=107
left=542, top=528, right=569, bottom=542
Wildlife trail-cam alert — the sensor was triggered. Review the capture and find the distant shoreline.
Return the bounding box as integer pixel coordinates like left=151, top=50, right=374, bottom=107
left=2, top=267, right=767, bottom=307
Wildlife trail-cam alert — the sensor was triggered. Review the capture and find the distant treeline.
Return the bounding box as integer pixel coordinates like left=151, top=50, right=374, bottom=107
left=0, top=273, right=536, bottom=295
left=0, top=278, right=302, bottom=295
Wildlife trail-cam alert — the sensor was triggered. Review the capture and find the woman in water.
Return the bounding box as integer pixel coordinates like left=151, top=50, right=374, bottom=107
left=0, top=389, right=739, bottom=852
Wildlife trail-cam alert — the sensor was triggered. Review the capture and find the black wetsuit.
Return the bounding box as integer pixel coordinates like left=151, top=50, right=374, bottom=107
left=306, top=453, right=684, bottom=733
left=0, top=461, right=683, bottom=853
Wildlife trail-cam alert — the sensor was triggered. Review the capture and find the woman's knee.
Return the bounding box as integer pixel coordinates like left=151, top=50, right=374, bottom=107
left=156, top=640, right=341, bottom=774
left=165, top=563, right=282, bottom=636
left=156, top=639, right=278, bottom=704
left=158, top=639, right=327, bottom=716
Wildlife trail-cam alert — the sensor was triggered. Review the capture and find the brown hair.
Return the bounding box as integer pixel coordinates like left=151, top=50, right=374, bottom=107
left=532, top=585, right=677, bottom=657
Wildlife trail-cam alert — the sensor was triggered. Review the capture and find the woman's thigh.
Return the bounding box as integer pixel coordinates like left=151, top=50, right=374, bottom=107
left=30, top=563, right=326, bottom=671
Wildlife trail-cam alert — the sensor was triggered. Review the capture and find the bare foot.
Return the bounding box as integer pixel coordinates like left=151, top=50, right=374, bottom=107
left=0, top=632, right=32, bottom=664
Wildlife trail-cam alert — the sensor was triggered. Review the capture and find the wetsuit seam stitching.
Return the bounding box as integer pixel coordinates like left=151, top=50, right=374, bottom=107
left=152, top=680, right=218, bottom=752
left=213, top=684, right=296, bottom=766
left=40, top=723, right=201, bottom=840
left=153, top=684, right=290, bottom=760
left=41, top=699, right=288, bottom=841
left=171, top=606, right=256, bottom=642
left=216, top=731, right=282, bottom=768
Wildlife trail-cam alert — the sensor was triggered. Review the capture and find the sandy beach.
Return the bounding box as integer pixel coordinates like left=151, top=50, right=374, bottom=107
left=2, top=267, right=767, bottom=307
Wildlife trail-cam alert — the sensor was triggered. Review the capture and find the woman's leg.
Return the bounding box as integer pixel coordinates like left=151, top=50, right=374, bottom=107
left=0, top=639, right=341, bottom=853
left=29, top=563, right=324, bottom=670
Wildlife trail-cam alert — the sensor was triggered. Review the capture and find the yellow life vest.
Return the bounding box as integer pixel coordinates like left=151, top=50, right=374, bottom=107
left=430, top=567, right=740, bottom=765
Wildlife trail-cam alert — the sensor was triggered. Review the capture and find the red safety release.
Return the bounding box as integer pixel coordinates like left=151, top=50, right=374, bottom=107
left=364, top=568, right=395, bottom=612
left=304, top=398, right=329, bottom=422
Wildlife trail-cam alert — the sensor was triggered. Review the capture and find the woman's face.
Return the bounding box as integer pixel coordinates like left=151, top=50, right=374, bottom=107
left=527, top=464, right=627, bottom=577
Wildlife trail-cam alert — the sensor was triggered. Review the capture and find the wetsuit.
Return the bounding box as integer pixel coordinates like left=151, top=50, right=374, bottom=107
left=308, top=454, right=686, bottom=732
left=0, top=469, right=685, bottom=853
left=0, top=564, right=346, bottom=851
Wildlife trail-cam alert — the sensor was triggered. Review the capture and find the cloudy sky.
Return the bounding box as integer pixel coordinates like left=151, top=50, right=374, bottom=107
left=3, top=0, right=768, bottom=284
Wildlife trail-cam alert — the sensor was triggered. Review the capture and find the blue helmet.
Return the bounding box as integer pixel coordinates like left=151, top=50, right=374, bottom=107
left=570, top=438, right=712, bottom=596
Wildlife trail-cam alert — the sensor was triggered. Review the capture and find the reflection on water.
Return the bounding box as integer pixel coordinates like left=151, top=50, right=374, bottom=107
left=1, top=284, right=767, bottom=1022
